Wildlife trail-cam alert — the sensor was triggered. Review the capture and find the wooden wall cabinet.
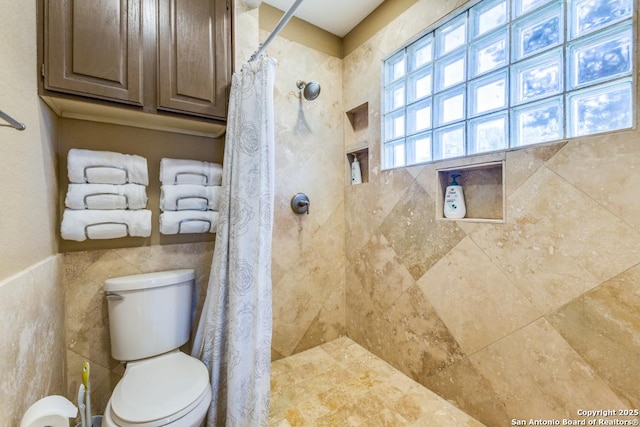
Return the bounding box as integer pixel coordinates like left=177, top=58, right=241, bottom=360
left=44, top=0, right=144, bottom=105
left=42, top=0, right=231, bottom=121
left=158, top=0, right=230, bottom=119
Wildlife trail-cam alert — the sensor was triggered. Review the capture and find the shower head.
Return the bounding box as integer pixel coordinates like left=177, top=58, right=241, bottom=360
left=296, top=80, right=321, bottom=101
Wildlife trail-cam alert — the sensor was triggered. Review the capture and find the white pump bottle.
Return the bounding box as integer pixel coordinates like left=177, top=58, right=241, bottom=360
left=443, top=173, right=466, bottom=219
left=351, top=154, right=362, bottom=185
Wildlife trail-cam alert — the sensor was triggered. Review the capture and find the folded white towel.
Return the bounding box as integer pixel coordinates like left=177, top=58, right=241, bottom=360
left=68, top=148, right=149, bottom=185
left=61, top=209, right=152, bottom=241
left=160, top=158, right=223, bottom=186
left=160, top=184, right=222, bottom=212
left=159, top=211, right=219, bottom=235
left=65, top=184, right=148, bottom=210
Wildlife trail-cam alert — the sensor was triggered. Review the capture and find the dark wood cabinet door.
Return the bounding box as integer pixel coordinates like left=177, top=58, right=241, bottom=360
left=45, top=0, right=144, bottom=105
left=158, top=0, right=231, bottom=119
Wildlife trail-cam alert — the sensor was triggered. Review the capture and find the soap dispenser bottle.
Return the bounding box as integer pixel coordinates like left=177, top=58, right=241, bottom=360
left=351, top=154, right=362, bottom=185
left=443, top=173, right=466, bottom=219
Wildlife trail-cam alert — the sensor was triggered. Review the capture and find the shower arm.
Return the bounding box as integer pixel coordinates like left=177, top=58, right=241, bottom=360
left=249, top=0, right=305, bottom=62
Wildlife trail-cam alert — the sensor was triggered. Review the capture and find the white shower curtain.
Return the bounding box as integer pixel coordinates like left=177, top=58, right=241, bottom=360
left=192, top=56, right=276, bottom=427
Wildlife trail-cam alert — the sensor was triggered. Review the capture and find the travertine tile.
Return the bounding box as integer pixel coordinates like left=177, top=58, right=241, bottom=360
left=269, top=337, right=483, bottom=426
left=547, top=263, right=640, bottom=407
left=380, top=180, right=467, bottom=281
left=468, top=166, right=640, bottom=312
left=505, top=140, right=567, bottom=197
left=293, top=286, right=346, bottom=354
left=361, top=285, right=466, bottom=384
left=546, top=131, right=640, bottom=232
left=263, top=28, right=347, bottom=361
left=271, top=187, right=322, bottom=272
left=272, top=224, right=344, bottom=356
left=353, top=233, right=414, bottom=313
left=406, top=384, right=486, bottom=427
left=469, top=318, right=627, bottom=421
left=345, top=168, right=416, bottom=259
left=424, top=358, right=510, bottom=426
left=418, top=237, right=541, bottom=354
left=65, top=250, right=140, bottom=370
left=283, top=150, right=344, bottom=227
left=0, top=256, right=65, bottom=426
left=63, top=249, right=109, bottom=283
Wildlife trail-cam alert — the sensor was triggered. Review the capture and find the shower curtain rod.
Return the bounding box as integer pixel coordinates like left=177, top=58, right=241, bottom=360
left=249, top=0, right=305, bottom=62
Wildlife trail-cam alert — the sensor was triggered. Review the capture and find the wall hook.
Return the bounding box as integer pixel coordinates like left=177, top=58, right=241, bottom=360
left=290, top=193, right=310, bottom=215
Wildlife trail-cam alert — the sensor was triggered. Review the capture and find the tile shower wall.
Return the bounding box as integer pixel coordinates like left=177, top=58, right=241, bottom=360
left=266, top=32, right=346, bottom=359
left=0, top=256, right=65, bottom=426
left=343, top=1, right=640, bottom=425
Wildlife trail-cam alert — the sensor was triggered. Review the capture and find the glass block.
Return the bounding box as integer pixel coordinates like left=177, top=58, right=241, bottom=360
left=434, top=124, right=466, bottom=160
left=469, top=28, right=508, bottom=77
left=407, top=99, right=432, bottom=135
left=384, top=140, right=406, bottom=168
left=469, top=70, right=508, bottom=116
left=569, top=0, right=633, bottom=39
left=512, top=96, right=563, bottom=146
left=512, top=48, right=562, bottom=105
left=384, top=110, right=406, bottom=141
left=434, top=85, right=466, bottom=126
left=512, top=2, right=563, bottom=61
left=384, top=80, right=405, bottom=113
left=468, top=112, right=508, bottom=154
left=567, top=23, right=632, bottom=90
left=435, top=51, right=466, bottom=91
left=436, top=14, right=467, bottom=57
left=407, top=132, right=432, bottom=164
left=409, top=35, right=434, bottom=71
left=567, top=78, right=633, bottom=137
left=513, top=0, right=553, bottom=18
left=470, top=0, right=508, bottom=39
left=385, top=51, right=406, bottom=84
left=407, top=66, right=433, bottom=103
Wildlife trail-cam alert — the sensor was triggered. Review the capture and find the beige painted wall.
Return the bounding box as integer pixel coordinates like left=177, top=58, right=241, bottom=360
left=0, top=0, right=65, bottom=425
left=0, top=0, right=58, bottom=278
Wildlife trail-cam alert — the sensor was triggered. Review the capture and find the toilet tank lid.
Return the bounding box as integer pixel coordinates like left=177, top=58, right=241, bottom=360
left=104, top=269, right=195, bottom=292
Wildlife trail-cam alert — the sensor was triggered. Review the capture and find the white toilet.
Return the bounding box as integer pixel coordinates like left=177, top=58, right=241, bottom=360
left=102, top=269, right=211, bottom=427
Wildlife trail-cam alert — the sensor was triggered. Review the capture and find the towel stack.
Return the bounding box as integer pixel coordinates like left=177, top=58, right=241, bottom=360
left=61, top=149, right=151, bottom=241
left=159, top=158, right=222, bottom=235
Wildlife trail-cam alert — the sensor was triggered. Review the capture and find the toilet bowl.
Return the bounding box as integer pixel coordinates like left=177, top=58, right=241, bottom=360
left=102, top=270, right=212, bottom=427
left=102, top=351, right=211, bottom=427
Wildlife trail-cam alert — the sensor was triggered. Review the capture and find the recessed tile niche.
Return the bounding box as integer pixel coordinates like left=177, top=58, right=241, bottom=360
left=436, top=161, right=505, bottom=222
left=345, top=102, right=369, bottom=185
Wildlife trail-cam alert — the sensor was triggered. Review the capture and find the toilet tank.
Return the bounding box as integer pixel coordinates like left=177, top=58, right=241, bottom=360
left=104, top=269, right=195, bottom=361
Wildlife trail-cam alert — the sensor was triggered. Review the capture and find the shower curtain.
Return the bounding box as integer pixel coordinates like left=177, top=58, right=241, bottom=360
left=192, top=56, right=276, bottom=427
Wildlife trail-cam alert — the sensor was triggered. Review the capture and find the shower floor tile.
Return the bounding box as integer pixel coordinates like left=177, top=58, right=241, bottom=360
left=269, top=337, right=484, bottom=426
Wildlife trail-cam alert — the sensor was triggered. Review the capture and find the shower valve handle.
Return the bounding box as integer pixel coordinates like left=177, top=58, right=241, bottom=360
left=298, top=200, right=309, bottom=214
left=291, top=193, right=310, bottom=215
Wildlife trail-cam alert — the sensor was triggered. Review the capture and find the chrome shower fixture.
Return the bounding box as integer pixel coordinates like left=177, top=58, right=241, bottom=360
left=296, top=80, right=321, bottom=101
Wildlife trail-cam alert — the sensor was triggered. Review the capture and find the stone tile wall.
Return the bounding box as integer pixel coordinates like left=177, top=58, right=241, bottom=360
left=266, top=32, right=346, bottom=358
left=0, top=256, right=65, bottom=426
left=342, top=1, right=640, bottom=425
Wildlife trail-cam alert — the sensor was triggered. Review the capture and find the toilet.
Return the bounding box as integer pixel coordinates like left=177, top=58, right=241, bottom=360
left=102, top=269, right=211, bottom=427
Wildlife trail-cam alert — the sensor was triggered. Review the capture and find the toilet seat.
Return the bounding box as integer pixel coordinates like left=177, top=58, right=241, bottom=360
left=108, top=351, right=210, bottom=427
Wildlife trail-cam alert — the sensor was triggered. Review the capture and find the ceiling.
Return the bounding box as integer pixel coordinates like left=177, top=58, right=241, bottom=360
left=262, top=0, right=386, bottom=37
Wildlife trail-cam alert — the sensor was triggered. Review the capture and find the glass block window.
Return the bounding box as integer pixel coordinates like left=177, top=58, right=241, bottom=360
left=382, top=0, right=634, bottom=169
